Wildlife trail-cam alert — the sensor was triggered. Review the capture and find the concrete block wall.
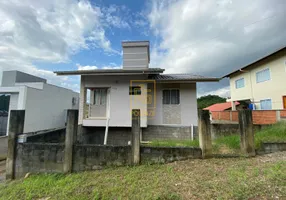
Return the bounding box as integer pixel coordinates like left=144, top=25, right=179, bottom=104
left=257, top=142, right=286, bottom=154
left=78, top=125, right=197, bottom=146
left=211, top=124, right=269, bottom=139
left=140, top=146, right=202, bottom=164
left=0, top=136, right=7, bottom=160
left=15, top=143, right=64, bottom=178
left=142, top=125, right=196, bottom=141
left=77, top=126, right=132, bottom=145
left=25, top=128, right=66, bottom=143
left=72, top=145, right=131, bottom=171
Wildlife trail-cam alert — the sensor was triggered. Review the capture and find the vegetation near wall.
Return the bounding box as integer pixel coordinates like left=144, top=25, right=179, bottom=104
left=197, top=95, right=226, bottom=110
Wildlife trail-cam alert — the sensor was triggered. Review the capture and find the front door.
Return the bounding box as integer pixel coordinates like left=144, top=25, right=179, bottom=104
left=283, top=96, right=286, bottom=109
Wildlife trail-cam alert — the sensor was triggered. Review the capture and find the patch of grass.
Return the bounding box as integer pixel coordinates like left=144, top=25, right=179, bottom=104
left=147, top=139, right=199, bottom=148
left=1, top=153, right=285, bottom=199
left=213, top=135, right=240, bottom=153
left=255, top=122, right=286, bottom=148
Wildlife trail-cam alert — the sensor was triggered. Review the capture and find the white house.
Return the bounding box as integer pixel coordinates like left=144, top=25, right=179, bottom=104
left=55, top=41, right=219, bottom=145
left=0, top=71, right=79, bottom=135
left=224, top=46, right=286, bottom=110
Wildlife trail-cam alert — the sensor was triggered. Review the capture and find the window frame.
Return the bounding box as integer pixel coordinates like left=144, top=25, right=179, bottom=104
left=93, top=88, right=108, bottom=105
left=235, top=77, right=245, bottom=89
left=129, top=86, right=142, bottom=95
left=256, top=68, right=271, bottom=83
left=260, top=98, right=272, bottom=110
left=162, top=88, right=180, bottom=105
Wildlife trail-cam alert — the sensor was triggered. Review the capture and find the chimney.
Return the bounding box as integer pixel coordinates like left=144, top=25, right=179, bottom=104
left=122, top=41, right=150, bottom=70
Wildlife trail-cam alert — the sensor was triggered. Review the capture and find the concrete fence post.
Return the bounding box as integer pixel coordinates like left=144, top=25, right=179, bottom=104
left=6, top=110, right=25, bottom=180
left=198, top=110, right=212, bottom=158
left=239, top=110, right=255, bottom=157
left=276, top=110, right=281, bottom=122
left=63, top=109, right=78, bottom=173
left=131, top=109, right=140, bottom=165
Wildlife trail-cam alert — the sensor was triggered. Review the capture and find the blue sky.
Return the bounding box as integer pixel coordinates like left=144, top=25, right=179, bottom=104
left=0, top=0, right=285, bottom=96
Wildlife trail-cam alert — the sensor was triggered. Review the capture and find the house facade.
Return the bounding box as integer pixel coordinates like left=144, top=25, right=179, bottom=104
left=224, top=46, right=286, bottom=110
left=0, top=71, right=79, bottom=135
left=55, top=41, right=219, bottom=145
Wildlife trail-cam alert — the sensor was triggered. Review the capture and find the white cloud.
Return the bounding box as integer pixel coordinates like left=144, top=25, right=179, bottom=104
left=76, top=63, right=98, bottom=70
left=147, top=0, right=286, bottom=93
left=0, top=0, right=122, bottom=91
left=102, top=4, right=130, bottom=29
left=198, top=86, right=230, bottom=98
left=76, top=63, right=122, bottom=70
left=102, top=65, right=122, bottom=69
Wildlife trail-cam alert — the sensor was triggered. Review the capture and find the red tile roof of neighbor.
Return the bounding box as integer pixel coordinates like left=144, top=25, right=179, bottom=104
left=203, top=102, right=240, bottom=112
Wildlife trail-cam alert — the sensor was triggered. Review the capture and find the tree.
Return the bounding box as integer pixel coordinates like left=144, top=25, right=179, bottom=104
left=197, top=95, right=226, bottom=110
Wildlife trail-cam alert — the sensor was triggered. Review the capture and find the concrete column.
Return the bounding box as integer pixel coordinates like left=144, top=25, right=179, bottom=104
left=231, top=101, right=236, bottom=111
left=6, top=110, right=25, bottom=180
left=239, top=110, right=255, bottom=157
left=276, top=110, right=281, bottom=122
left=198, top=110, right=212, bottom=158
left=64, top=109, right=78, bottom=173
left=131, top=109, right=140, bottom=165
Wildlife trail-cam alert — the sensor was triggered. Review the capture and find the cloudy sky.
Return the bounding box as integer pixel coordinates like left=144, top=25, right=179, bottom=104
left=0, top=0, right=285, bottom=97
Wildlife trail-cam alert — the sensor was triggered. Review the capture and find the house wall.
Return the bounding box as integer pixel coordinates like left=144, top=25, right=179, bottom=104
left=229, top=49, right=286, bottom=109
left=148, top=83, right=198, bottom=126
left=80, top=75, right=148, bottom=127
left=1, top=71, right=46, bottom=87
left=24, top=84, right=79, bottom=133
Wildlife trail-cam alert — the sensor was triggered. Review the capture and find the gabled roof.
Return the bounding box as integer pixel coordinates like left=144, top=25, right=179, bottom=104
left=223, top=46, right=286, bottom=78
left=54, top=68, right=164, bottom=76
left=149, top=74, right=220, bottom=82
left=203, top=101, right=240, bottom=112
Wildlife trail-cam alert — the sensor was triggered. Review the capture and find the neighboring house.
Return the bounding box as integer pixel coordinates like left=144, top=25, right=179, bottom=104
left=0, top=71, right=79, bottom=135
left=55, top=41, right=219, bottom=145
left=203, top=101, right=241, bottom=112
left=223, top=46, right=286, bottom=110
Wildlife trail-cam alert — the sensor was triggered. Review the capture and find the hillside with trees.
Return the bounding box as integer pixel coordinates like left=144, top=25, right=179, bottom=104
left=197, top=95, right=226, bottom=110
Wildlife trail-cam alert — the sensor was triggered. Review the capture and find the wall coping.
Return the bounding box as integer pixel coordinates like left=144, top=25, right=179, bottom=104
left=262, top=142, right=286, bottom=144
left=141, top=146, right=201, bottom=150
left=75, top=144, right=130, bottom=148
left=22, top=142, right=64, bottom=146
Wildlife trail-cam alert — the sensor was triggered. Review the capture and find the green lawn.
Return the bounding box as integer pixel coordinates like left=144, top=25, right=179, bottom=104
left=0, top=153, right=285, bottom=200
left=212, top=122, right=286, bottom=152
left=255, top=122, right=286, bottom=148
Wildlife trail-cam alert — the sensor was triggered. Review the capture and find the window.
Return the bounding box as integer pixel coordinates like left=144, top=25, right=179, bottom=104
left=260, top=99, right=272, bottom=110
left=235, top=78, right=245, bottom=89
left=163, top=89, right=180, bottom=104
left=256, top=68, right=270, bottom=83
left=94, top=88, right=107, bottom=105
left=129, top=86, right=141, bottom=95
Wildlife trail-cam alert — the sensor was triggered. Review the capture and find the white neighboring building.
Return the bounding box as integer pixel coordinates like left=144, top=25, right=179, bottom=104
left=0, top=71, right=79, bottom=135
left=224, top=46, right=286, bottom=110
